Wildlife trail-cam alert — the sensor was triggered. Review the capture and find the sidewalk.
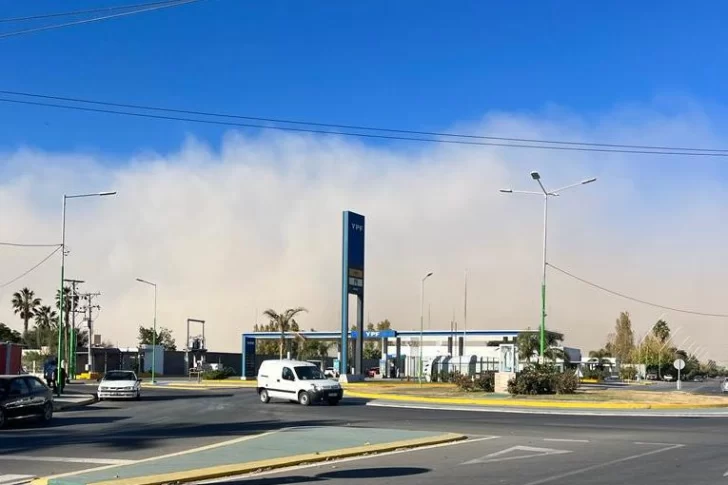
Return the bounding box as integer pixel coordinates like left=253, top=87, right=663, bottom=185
left=33, top=426, right=465, bottom=485
left=53, top=393, right=96, bottom=411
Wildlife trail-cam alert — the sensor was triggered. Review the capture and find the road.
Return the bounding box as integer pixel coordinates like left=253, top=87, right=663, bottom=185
left=1, top=384, right=727, bottom=484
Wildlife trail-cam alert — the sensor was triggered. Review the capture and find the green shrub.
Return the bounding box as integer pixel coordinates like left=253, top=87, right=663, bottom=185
left=451, top=371, right=494, bottom=392
left=583, top=368, right=609, bottom=380
left=452, top=372, right=475, bottom=391
left=507, top=364, right=578, bottom=395
left=619, top=367, right=637, bottom=381
left=474, top=372, right=495, bottom=392
left=202, top=367, right=236, bottom=380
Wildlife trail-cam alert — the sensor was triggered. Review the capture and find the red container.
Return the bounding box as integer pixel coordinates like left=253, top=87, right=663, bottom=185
left=0, top=342, right=22, bottom=374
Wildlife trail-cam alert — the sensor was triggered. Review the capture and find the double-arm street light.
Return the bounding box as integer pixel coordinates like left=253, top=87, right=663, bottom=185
left=136, top=278, right=158, bottom=384
left=500, top=172, right=596, bottom=363
left=57, top=191, right=116, bottom=395
left=418, top=271, right=434, bottom=384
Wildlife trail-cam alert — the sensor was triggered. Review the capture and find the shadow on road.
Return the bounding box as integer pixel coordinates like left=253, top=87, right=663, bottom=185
left=0, top=419, right=340, bottom=455
left=222, top=467, right=429, bottom=485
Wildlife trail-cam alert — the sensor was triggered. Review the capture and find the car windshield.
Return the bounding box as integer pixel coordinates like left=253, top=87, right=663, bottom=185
left=104, top=372, right=136, bottom=381
left=294, top=366, right=325, bottom=380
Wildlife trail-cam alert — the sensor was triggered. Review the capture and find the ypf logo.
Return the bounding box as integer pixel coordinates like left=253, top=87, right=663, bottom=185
left=351, top=223, right=363, bottom=232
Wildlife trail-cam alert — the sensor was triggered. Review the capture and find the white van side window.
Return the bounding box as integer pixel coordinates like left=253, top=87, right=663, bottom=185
left=282, top=367, right=294, bottom=381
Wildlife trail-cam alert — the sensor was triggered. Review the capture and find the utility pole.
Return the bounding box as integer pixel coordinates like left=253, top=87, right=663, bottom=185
left=64, top=279, right=84, bottom=380
left=78, top=292, right=101, bottom=375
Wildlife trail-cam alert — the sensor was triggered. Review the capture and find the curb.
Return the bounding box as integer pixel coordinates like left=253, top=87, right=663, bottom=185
left=32, top=433, right=465, bottom=485
left=345, top=391, right=728, bottom=410
left=53, top=395, right=97, bottom=412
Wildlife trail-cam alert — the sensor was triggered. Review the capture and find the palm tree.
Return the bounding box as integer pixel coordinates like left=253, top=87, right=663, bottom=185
left=517, top=330, right=566, bottom=363
left=33, top=305, right=58, bottom=349
left=55, top=286, right=78, bottom=329
left=652, top=319, right=670, bottom=343
left=12, top=288, right=41, bottom=341
left=262, top=307, right=308, bottom=359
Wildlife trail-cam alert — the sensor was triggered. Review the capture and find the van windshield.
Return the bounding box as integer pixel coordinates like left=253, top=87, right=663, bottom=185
left=294, top=366, right=325, bottom=380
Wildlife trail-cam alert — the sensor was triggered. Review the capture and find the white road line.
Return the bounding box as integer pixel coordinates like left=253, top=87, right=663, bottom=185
left=0, top=475, right=36, bottom=485
left=0, top=456, right=134, bottom=465
left=521, top=443, right=685, bottom=485
left=197, top=435, right=499, bottom=484
left=463, top=445, right=571, bottom=465
left=543, top=438, right=590, bottom=443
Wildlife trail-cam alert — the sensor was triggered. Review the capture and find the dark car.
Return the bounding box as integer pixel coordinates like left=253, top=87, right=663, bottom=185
left=0, top=375, right=54, bottom=429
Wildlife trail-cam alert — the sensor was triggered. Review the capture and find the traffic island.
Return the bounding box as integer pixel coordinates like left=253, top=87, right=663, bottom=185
left=32, top=426, right=465, bottom=485
left=345, top=384, right=728, bottom=410
left=53, top=394, right=97, bottom=411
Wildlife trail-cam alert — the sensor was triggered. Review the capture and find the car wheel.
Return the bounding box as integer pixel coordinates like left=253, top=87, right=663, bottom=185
left=40, top=402, right=53, bottom=424
left=136, top=391, right=141, bottom=401
left=0, top=408, right=6, bottom=429
left=298, top=391, right=311, bottom=406
left=259, top=389, right=270, bottom=404
left=328, top=398, right=340, bottom=406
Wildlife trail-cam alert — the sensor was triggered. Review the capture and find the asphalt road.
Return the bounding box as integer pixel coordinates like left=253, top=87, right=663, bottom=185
left=1, top=384, right=727, bottom=484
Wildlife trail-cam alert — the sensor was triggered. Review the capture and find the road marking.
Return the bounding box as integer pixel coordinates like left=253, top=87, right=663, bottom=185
left=521, top=443, right=685, bottom=485
left=0, top=475, right=36, bottom=485
left=0, top=456, right=134, bottom=465
left=366, top=401, right=728, bottom=418
left=543, top=438, right=589, bottom=443
left=197, top=435, right=498, bottom=484
left=462, top=445, right=571, bottom=465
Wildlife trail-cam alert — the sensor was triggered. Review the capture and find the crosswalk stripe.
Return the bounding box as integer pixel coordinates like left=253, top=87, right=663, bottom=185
left=0, top=474, right=36, bottom=485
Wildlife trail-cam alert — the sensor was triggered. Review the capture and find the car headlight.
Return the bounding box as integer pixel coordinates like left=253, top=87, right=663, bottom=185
left=311, top=384, right=322, bottom=391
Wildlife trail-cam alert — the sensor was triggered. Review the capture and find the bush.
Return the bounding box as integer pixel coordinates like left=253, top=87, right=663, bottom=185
left=619, top=367, right=637, bottom=381
left=452, top=372, right=475, bottom=391
left=202, top=367, right=236, bottom=380
left=583, top=368, right=609, bottom=381
left=507, top=364, right=578, bottom=395
left=474, top=372, right=495, bottom=392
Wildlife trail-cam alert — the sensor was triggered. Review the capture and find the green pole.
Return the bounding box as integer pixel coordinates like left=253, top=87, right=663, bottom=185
left=540, top=283, right=546, bottom=361
left=57, top=196, right=67, bottom=396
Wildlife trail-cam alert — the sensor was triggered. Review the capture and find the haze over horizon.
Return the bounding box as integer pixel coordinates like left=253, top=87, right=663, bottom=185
left=2, top=100, right=727, bottom=360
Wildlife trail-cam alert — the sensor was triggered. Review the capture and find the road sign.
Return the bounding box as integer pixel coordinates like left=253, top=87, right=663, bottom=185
left=673, top=358, right=686, bottom=370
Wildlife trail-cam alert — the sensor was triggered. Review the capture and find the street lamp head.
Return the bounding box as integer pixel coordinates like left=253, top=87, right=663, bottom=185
left=499, top=189, right=513, bottom=193
left=581, top=178, right=597, bottom=185
left=424, top=272, right=433, bottom=280
left=98, top=191, right=117, bottom=197
left=530, top=171, right=541, bottom=180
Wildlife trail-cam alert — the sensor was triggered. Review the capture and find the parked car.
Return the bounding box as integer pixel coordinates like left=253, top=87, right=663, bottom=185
left=721, top=378, right=728, bottom=393
left=323, top=367, right=340, bottom=379
left=366, top=367, right=380, bottom=378
left=0, top=374, right=54, bottom=429
left=97, top=370, right=142, bottom=401
left=257, top=359, right=343, bottom=406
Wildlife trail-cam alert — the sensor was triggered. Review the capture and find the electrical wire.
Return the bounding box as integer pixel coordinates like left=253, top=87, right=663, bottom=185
left=2, top=96, right=728, bottom=157
left=0, top=0, right=203, bottom=40
left=547, top=262, right=728, bottom=318
left=2, top=89, right=728, bottom=154
left=0, top=245, right=62, bottom=289
left=0, top=0, right=188, bottom=23
left=0, top=242, right=62, bottom=247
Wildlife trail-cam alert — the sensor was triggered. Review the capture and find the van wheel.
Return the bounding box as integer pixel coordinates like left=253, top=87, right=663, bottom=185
left=298, top=391, right=311, bottom=406
left=260, top=389, right=270, bottom=404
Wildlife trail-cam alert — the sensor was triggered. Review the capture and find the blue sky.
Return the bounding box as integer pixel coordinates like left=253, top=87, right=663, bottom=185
left=1, top=0, right=727, bottom=155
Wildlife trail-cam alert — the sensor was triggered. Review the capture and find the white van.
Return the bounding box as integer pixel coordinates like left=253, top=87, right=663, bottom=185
left=257, top=359, right=344, bottom=406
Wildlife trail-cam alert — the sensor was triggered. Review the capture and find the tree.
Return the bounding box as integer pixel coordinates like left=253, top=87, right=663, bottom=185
left=0, top=323, right=23, bottom=343
left=138, top=326, right=177, bottom=350
left=517, top=330, right=567, bottom=363
left=652, top=319, right=670, bottom=343
left=363, top=342, right=382, bottom=360
left=610, top=312, right=634, bottom=363
left=262, top=307, right=308, bottom=359
left=253, top=322, right=281, bottom=355
left=33, top=305, right=58, bottom=349
left=12, top=287, right=41, bottom=341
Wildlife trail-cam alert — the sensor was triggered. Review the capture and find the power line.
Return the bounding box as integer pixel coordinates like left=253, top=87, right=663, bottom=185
left=2, top=95, right=728, bottom=157
left=0, top=0, right=203, bottom=40
left=2, top=89, right=728, bottom=155
left=0, top=246, right=61, bottom=289
left=0, top=242, right=62, bottom=248
left=0, top=0, right=187, bottom=23
left=547, top=262, right=728, bottom=318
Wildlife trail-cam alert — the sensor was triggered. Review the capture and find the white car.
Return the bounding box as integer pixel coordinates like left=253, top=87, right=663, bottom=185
left=97, top=370, right=142, bottom=400
left=721, top=378, right=728, bottom=393
left=257, top=359, right=343, bottom=406
left=324, top=367, right=340, bottom=379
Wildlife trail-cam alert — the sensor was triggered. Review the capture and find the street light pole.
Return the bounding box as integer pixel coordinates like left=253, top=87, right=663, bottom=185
left=136, top=278, right=157, bottom=384
left=57, top=191, right=116, bottom=396
left=418, top=272, right=433, bottom=385
left=500, top=172, right=596, bottom=363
